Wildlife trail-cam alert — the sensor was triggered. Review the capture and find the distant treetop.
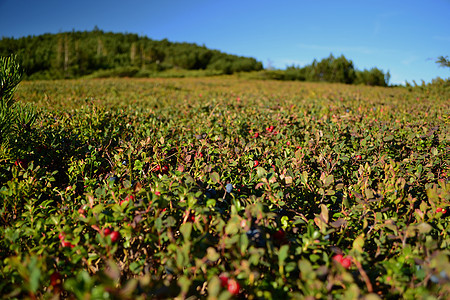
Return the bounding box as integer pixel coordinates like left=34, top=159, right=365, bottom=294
left=0, top=29, right=263, bottom=79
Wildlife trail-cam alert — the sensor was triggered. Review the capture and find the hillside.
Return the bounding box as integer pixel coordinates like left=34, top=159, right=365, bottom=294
left=0, top=29, right=263, bottom=79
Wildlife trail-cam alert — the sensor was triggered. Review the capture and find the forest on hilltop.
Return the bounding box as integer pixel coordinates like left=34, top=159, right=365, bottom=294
left=1, top=29, right=391, bottom=86
left=0, top=29, right=263, bottom=79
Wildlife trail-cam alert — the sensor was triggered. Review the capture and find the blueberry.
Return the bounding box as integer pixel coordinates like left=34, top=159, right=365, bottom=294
left=226, top=183, right=233, bottom=193
left=246, top=228, right=265, bottom=248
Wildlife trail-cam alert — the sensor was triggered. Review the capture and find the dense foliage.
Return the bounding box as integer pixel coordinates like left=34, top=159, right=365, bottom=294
left=436, top=56, right=450, bottom=68
left=260, top=54, right=391, bottom=87
left=0, top=57, right=449, bottom=298
left=0, top=55, right=36, bottom=157
left=0, top=29, right=263, bottom=79
left=1, top=30, right=393, bottom=86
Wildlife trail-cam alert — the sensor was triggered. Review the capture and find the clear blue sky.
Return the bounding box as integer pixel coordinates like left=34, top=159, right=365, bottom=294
left=1, top=0, right=449, bottom=85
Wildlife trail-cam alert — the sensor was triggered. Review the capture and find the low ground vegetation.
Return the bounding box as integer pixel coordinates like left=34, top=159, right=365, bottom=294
left=0, top=57, right=449, bottom=298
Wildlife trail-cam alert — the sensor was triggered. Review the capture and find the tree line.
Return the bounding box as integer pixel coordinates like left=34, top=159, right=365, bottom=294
left=263, top=54, right=390, bottom=87
left=0, top=29, right=263, bottom=79
left=0, top=29, right=391, bottom=86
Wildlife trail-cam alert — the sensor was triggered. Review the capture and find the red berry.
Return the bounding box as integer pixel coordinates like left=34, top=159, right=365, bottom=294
left=161, top=165, right=169, bottom=174
left=14, top=159, right=28, bottom=168
left=50, top=272, right=62, bottom=287
left=254, top=161, right=259, bottom=167
left=121, top=194, right=134, bottom=205
left=355, top=155, right=362, bottom=160
left=219, top=275, right=229, bottom=288
left=333, top=254, right=344, bottom=263
left=155, top=191, right=161, bottom=196
left=61, top=240, right=74, bottom=248
left=442, top=208, right=447, bottom=214
left=103, top=227, right=112, bottom=236
left=58, top=232, right=65, bottom=241
left=340, top=257, right=352, bottom=269
left=187, top=214, right=195, bottom=222
left=153, top=165, right=161, bottom=172
left=333, top=254, right=351, bottom=269
left=266, top=125, right=274, bottom=133
left=110, top=231, right=120, bottom=243
left=254, top=132, right=259, bottom=138
left=437, top=207, right=443, bottom=213
left=227, top=279, right=240, bottom=295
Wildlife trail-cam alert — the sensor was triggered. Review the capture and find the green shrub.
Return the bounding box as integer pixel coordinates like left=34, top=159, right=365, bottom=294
left=0, top=55, right=36, bottom=152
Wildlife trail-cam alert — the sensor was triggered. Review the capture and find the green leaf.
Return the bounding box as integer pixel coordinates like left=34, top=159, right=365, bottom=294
left=210, top=171, right=220, bottom=183
left=208, top=276, right=221, bottom=298
left=240, top=233, right=249, bottom=254
left=352, top=234, right=364, bottom=253
left=206, top=247, right=220, bottom=262
left=27, top=257, right=41, bottom=293
left=415, top=223, right=432, bottom=234
left=256, top=167, right=267, bottom=178
left=180, top=222, right=192, bottom=241
left=320, top=204, right=329, bottom=224
left=323, top=174, right=334, bottom=187
left=278, top=244, right=289, bottom=266
left=300, top=171, right=308, bottom=185
left=178, top=275, right=191, bottom=294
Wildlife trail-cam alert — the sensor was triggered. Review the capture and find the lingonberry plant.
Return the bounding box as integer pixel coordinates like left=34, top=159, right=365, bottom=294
left=0, top=70, right=448, bottom=298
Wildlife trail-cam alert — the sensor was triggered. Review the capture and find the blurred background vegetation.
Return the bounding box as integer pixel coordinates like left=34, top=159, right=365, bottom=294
left=0, top=28, right=412, bottom=87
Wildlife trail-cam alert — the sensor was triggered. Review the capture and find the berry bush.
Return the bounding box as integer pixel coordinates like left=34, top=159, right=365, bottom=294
left=0, top=72, right=449, bottom=299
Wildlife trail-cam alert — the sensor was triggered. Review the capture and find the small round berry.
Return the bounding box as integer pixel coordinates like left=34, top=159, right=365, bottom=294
left=340, top=257, right=352, bottom=269
left=161, top=165, right=169, bottom=174
left=225, top=183, right=233, bottom=193
left=103, top=227, right=112, bottom=236
left=110, top=231, right=120, bottom=243
left=333, top=254, right=344, bottom=263
left=219, top=275, right=228, bottom=288
left=187, top=214, right=195, bottom=222
left=227, top=279, right=240, bottom=295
